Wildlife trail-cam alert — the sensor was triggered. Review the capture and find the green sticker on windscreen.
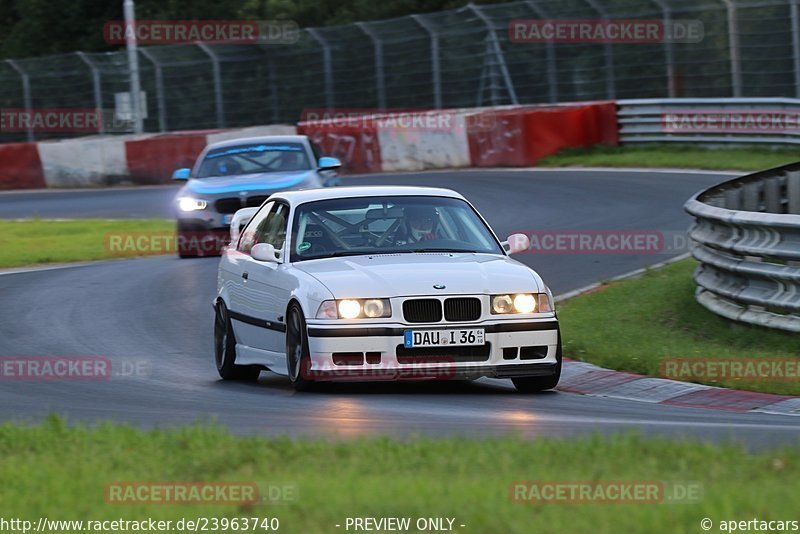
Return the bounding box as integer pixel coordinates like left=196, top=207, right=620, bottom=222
left=298, top=241, right=312, bottom=252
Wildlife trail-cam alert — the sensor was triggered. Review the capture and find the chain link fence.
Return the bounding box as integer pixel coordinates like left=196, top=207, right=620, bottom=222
left=1, top=0, right=798, bottom=142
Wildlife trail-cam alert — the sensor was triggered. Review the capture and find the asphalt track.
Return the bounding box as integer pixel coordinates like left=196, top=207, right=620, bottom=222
left=2, top=168, right=798, bottom=448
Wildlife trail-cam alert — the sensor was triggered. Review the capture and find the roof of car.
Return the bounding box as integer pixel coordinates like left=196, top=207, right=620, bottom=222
left=205, top=135, right=310, bottom=150
left=274, top=186, right=466, bottom=204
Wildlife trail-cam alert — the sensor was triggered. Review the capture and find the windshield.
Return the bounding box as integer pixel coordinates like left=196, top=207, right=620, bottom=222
left=290, top=196, right=503, bottom=262
left=196, top=142, right=311, bottom=178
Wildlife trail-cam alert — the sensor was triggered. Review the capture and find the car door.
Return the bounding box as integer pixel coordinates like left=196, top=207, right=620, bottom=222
left=225, top=201, right=274, bottom=349
left=239, top=201, right=294, bottom=355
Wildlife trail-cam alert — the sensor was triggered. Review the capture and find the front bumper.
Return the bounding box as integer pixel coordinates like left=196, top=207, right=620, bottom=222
left=176, top=212, right=231, bottom=230
left=302, top=319, right=559, bottom=381
left=175, top=219, right=229, bottom=256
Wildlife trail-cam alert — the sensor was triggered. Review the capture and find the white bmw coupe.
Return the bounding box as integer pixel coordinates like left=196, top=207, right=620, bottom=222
left=214, top=186, right=561, bottom=393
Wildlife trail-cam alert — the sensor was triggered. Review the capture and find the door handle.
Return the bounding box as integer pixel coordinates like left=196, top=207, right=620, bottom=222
left=242, top=272, right=249, bottom=280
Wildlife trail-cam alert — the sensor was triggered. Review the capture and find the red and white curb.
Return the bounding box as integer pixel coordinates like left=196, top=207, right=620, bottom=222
left=555, top=261, right=800, bottom=416
left=558, top=359, right=800, bottom=416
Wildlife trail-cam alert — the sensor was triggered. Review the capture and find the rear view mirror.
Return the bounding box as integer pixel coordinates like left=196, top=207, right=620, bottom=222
left=365, top=206, right=405, bottom=220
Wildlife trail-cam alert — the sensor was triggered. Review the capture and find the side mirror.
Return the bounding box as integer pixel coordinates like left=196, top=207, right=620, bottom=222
left=318, top=156, right=342, bottom=171
left=502, top=233, right=530, bottom=255
left=251, top=243, right=279, bottom=263
left=229, top=207, right=259, bottom=244
left=172, top=168, right=191, bottom=180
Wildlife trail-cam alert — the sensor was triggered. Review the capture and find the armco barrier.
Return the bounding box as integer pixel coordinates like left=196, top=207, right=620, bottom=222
left=0, top=142, right=46, bottom=190
left=685, top=162, right=800, bottom=332
left=618, top=98, right=800, bottom=145
left=124, top=130, right=222, bottom=185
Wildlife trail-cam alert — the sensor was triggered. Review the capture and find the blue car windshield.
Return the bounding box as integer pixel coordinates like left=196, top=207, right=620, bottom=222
left=196, top=143, right=311, bottom=178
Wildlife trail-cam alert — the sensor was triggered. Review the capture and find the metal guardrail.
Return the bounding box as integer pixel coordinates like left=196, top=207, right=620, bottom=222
left=684, top=162, right=800, bottom=332
left=618, top=98, right=800, bottom=145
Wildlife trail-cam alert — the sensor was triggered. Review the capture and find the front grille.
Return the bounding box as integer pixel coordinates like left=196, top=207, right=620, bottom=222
left=246, top=195, right=269, bottom=208
left=403, top=299, right=442, bottom=323
left=396, top=343, right=491, bottom=364
left=215, top=198, right=242, bottom=214
left=444, top=297, right=481, bottom=321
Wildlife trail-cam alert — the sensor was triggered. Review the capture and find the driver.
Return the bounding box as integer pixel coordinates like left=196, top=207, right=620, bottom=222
left=275, top=151, right=301, bottom=171
left=404, top=206, right=439, bottom=242
left=215, top=158, right=242, bottom=176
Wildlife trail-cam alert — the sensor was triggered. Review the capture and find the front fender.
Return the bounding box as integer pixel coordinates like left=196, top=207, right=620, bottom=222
left=285, top=268, right=335, bottom=320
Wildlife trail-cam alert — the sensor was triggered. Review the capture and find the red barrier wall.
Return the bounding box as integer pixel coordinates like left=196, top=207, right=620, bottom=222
left=0, top=143, right=46, bottom=190
left=466, top=110, right=529, bottom=167
left=298, top=122, right=382, bottom=174
left=584, top=101, right=620, bottom=146
left=125, top=131, right=216, bottom=185
left=468, top=103, right=619, bottom=167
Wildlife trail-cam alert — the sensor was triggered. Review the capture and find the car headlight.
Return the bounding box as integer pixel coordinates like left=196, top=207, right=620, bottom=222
left=513, top=294, right=536, bottom=314
left=491, top=293, right=552, bottom=314
left=338, top=299, right=361, bottom=319
left=316, top=299, right=392, bottom=319
left=177, top=197, right=208, bottom=212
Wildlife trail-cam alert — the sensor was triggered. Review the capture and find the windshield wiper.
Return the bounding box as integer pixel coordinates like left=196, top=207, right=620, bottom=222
left=324, top=251, right=371, bottom=258
left=410, top=248, right=480, bottom=254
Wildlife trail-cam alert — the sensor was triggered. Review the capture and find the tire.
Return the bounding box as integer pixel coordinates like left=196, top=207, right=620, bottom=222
left=285, top=302, right=316, bottom=391
left=214, top=302, right=260, bottom=381
left=512, top=330, right=562, bottom=393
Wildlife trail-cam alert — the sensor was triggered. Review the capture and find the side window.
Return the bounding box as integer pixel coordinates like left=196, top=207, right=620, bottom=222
left=238, top=201, right=274, bottom=253
left=255, top=203, right=289, bottom=251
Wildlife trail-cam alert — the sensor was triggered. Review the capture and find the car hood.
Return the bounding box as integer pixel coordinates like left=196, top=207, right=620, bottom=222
left=182, top=170, right=316, bottom=196
left=295, top=253, right=543, bottom=298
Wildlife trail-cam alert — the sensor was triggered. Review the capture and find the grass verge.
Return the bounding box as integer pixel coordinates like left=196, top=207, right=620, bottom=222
left=0, top=417, right=797, bottom=533
left=558, top=259, right=800, bottom=395
left=0, top=219, right=175, bottom=268
left=538, top=144, right=800, bottom=171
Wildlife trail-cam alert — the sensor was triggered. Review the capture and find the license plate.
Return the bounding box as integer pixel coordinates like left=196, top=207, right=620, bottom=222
left=404, top=329, right=485, bottom=348
left=222, top=214, right=233, bottom=225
